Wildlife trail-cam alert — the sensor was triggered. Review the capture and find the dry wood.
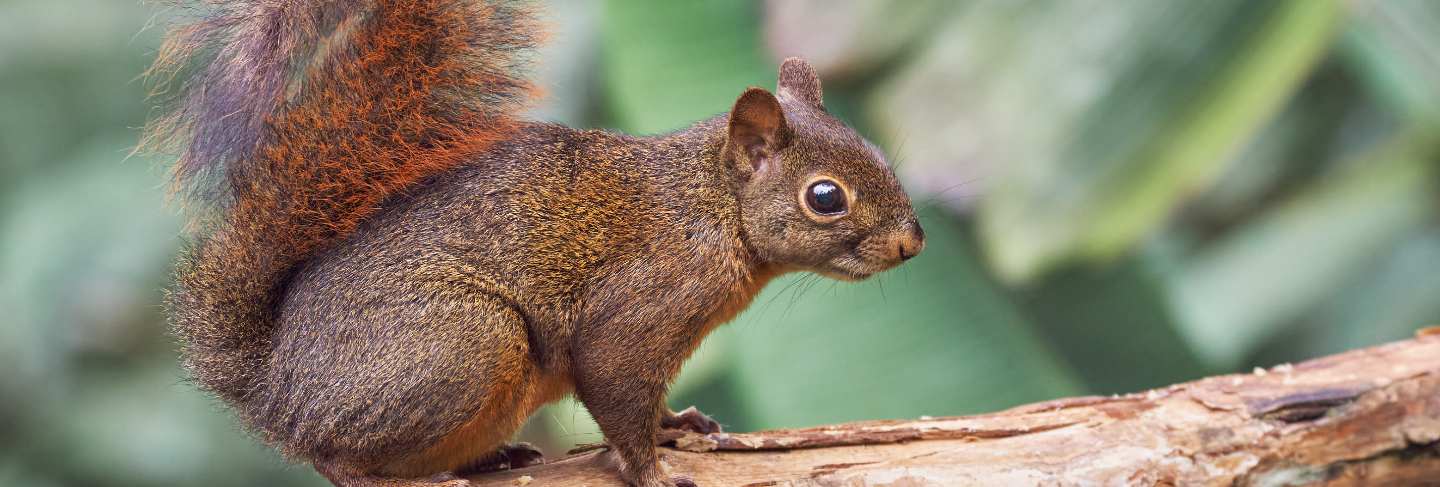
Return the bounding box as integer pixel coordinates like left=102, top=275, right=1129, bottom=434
left=472, top=331, right=1440, bottom=486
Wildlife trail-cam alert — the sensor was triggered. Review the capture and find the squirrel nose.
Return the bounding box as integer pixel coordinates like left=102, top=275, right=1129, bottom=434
left=892, top=221, right=925, bottom=261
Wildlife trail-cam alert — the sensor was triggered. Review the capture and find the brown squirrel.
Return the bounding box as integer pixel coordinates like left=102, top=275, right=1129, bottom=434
left=144, top=0, right=923, bottom=486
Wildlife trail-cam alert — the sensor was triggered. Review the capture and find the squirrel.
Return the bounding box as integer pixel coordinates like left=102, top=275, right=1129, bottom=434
left=143, top=0, right=924, bottom=486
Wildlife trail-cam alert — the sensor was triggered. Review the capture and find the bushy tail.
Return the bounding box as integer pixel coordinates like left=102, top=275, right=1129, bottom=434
left=144, top=0, right=538, bottom=411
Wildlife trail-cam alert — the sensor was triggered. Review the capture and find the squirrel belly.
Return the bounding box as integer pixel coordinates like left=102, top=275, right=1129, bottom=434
left=256, top=120, right=771, bottom=475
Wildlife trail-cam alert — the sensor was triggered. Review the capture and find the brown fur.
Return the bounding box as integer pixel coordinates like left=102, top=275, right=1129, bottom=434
left=147, top=0, right=536, bottom=409
left=147, top=1, right=922, bottom=485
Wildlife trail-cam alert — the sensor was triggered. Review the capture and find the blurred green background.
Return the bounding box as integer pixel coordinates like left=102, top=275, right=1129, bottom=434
left=3, top=0, right=1439, bottom=485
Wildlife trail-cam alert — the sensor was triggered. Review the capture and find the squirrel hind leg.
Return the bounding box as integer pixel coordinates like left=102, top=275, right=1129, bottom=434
left=315, top=461, right=471, bottom=487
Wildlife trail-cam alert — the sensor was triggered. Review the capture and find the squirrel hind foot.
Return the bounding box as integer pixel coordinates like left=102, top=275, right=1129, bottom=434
left=452, top=442, right=545, bottom=476
left=315, top=461, right=471, bottom=487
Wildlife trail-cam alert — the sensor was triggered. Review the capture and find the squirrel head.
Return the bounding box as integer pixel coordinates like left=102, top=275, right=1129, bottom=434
left=724, top=58, right=924, bottom=280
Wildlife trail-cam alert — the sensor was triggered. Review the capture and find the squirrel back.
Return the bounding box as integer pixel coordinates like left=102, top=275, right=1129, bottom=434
left=144, top=0, right=539, bottom=410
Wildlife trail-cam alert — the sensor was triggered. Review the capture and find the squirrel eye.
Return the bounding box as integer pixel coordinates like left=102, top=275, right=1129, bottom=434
left=805, top=180, right=847, bottom=216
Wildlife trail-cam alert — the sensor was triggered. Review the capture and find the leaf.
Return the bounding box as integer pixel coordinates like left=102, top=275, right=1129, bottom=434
left=525, top=0, right=602, bottom=125
left=1183, top=61, right=1373, bottom=222
left=34, top=361, right=323, bottom=487
left=0, top=137, right=181, bottom=391
left=762, top=0, right=956, bottom=80
left=1013, top=255, right=1211, bottom=395
left=1253, top=229, right=1440, bottom=367
left=1314, top=229, right=1440, bottom=349
left=1071, top=0, right=1346, bottom=264
left=871, top=0, right=1345, bottom=282
left=601, top=0, right=774, bottom=134
left=1339, top=0, right=1440, bottom=125
left=1165, top=133, right=1438, bottom=368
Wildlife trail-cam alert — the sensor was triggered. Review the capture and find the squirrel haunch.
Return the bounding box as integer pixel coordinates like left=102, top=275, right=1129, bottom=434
left=148, top=0, right=537, bottom=409
left=146, top=2, right=923, bottom=487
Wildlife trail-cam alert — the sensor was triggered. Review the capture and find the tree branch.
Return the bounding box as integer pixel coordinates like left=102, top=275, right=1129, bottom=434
left=472, top=332, right=1440, bottom=486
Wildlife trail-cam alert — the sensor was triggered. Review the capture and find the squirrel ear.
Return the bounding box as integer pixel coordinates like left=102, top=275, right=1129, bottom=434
left=777, top=57, right=823, bottom=108
left=726, top=87, right=790, bottom=175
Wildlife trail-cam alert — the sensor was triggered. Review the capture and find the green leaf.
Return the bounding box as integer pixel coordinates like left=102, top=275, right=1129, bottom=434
left=967, top=0, right=1345, bottom=282
left=0, top=137, right=181, bottom=392
left=1313, top=229, right=1440, bottom=350
left=1339, top=0, right=1440, bottom=125
left=763, top=0, right=957, bottom=80
left=33, top=361, right=324, bottom=487
left=1014, top=255, right=1210, bottom=395
left=1166, top=133, right=1438, bottom=368
left=1253, top=228, right=1440, bottom=367
left=1185, top=62, right=1374, bottom=222
left=1076, top=0, right=1346, bottom=262
left=601, top=0, right=774, bottom=134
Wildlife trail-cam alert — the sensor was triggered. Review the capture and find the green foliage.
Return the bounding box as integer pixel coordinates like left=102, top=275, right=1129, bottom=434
left=1012, top=256, right=1209, bottom=395
left=3, top=0, right=1439, bottom=484
left=600, top=0, right=774, bottom=133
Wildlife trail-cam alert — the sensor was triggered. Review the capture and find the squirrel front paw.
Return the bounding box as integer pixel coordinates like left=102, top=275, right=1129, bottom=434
left=609, top=452, right=701, bottom=487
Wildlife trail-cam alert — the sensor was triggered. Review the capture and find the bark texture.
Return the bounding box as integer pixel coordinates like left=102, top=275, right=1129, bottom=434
left=472, top=332, right=1440, bottom=486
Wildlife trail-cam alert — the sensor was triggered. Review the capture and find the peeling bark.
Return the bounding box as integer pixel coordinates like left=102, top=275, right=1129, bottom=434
left=471, top=333, right=1440, bottom=486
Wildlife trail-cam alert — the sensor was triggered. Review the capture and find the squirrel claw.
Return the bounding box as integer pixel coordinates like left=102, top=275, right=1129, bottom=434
left=661, top=406, right=722, bottom=435
left=499, top=442, right=545, bottom=469
left=455, top=443, right=545, bottom=475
